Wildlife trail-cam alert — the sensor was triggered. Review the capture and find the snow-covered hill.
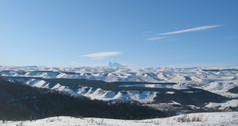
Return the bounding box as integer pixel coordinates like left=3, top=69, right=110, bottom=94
left=1, top=112, right=238, bottom=126
left=0, top=66, right=238, bottom=110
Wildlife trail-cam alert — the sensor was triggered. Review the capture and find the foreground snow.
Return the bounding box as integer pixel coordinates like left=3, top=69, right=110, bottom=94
left=1, top=112, right=238, bottom=126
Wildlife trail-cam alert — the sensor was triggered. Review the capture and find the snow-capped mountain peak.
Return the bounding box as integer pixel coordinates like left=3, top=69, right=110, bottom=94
left=108, top=62, right=126, bottom=67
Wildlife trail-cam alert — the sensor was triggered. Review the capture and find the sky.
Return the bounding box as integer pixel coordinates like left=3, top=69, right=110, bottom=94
left=0, top=0, right=238, bottom=67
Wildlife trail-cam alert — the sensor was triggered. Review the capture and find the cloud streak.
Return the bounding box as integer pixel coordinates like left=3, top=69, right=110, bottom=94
left=146, top=36, right=166, bottom=40
left=83, top=51, right=121, bottom=59
left=158, top=25, right=221, bottom=35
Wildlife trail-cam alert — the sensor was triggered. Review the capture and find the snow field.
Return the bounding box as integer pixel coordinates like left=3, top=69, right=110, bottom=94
left=1, top=112, right=238, bottom=126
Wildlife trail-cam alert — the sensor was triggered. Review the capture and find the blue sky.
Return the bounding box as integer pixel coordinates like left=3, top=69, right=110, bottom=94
left=0, top=0, right=238, bottom=67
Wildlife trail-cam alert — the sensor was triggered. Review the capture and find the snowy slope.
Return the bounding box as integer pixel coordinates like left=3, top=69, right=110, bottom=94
left=205, top=99, right=238, bottom=110
left=7, top=77, right=161, bottom=103
left=1, top=112, right=238, bottom=126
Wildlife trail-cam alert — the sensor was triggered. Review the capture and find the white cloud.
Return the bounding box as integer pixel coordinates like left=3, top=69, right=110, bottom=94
left=83, top=51, right=121, bottom=59
left=158, top=25, right=221, bottom=35
left=146, top=36, right=167, bottom=40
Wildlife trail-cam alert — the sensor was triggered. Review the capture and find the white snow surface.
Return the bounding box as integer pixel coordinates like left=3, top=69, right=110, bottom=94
left=1, top=112, right=238, bottom=126
left=205, top=99, right=238, bottom=110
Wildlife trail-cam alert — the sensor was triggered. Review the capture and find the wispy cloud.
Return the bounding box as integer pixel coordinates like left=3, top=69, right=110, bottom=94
left=146, top=36, right=167, bottom=40
left=83, top=51, right=121, bottom=59
left=158, top=25, right=221, bottom=35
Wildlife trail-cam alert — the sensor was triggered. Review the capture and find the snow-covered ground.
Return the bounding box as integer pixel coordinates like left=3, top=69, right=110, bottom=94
left=205, top=99, right=238, bottom=110
left=1, top=112, right=238, bottom=126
